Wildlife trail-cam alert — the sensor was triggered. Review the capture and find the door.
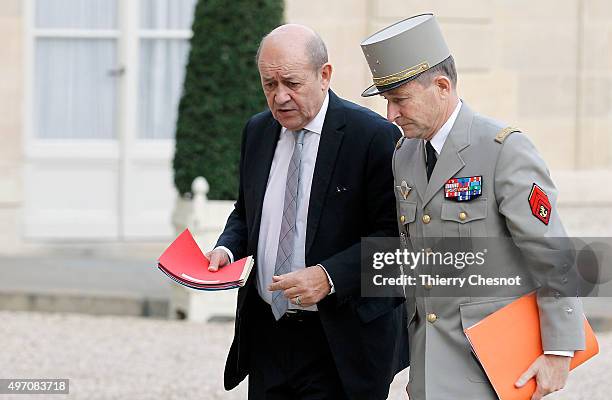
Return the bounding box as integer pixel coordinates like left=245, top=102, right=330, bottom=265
left=24, top=0, right=196, bottom=240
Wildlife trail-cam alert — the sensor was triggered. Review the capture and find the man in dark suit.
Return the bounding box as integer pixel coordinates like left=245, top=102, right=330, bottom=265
left=207, top=24, right=407, bottom=400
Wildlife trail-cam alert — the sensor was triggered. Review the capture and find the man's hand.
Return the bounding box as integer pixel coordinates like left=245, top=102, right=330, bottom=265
left=515, top=354, right=571, bottom=400
left=206, top=248, right=230, bottom=272
left=267, top=266, right=331, bottom=307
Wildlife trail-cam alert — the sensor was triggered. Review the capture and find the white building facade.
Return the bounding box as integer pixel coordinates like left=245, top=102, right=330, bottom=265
left=1, top=0, right=612, bottom=253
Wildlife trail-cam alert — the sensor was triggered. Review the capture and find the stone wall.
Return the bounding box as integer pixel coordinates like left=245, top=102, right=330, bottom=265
left=286, top=0, right=612, bottom=170
left=0, top=0, right=23, bottom=251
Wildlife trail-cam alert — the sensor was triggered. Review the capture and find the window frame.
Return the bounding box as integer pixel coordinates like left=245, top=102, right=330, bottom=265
left=24, top=0, right=194, bottom=158
left=23, top=0, right=194, bottom=240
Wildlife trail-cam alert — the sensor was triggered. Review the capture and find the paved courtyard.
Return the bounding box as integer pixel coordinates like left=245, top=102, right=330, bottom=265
left=0, top=311, right=609, bottom=400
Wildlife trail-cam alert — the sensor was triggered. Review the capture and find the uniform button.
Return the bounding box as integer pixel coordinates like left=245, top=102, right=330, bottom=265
left=423, top=283, right=433, bottom=290
left=422, top=214, right=431, bottom=224
left=426, top=313, right=437, bottom=323
left=400, top=215, right=406, bottom=223
left=459, top=212, right=467, bottom=221
left=425, top=247, right=433, bottom=254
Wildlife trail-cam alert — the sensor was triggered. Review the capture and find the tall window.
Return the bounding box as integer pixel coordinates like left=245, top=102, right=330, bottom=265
left=34, top=0, right=119, bottom=139
left=139, top=0, right=196, bottom=139
left=32, top=0, right=196, bottom=141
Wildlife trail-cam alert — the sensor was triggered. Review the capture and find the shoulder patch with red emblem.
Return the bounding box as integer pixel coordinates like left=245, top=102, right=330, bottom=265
left=528, top=183, right=551, bottom=225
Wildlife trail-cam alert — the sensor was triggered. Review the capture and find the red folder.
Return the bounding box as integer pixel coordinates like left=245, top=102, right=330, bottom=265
left=464, top=293, right=599, bottom=400
left=157, top=229, right=253, bottom=290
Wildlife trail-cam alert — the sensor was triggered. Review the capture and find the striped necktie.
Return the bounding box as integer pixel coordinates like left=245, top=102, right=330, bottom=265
left=271, top=129, right=306, bottom=320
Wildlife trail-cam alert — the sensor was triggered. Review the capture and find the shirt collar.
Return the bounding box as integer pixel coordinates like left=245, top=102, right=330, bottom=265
left=427, top=100, right=462, bottom=155
left=281, top=91, right=329, bottom=136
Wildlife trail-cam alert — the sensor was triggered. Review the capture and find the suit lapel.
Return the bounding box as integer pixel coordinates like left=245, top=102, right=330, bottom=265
left=409, top=140, right=428, bottom=203
left=422, top=103, right=474, bottom=207
left=305, top=91, right=346, bottom=256
left=249, top=117, right=281, bottom=249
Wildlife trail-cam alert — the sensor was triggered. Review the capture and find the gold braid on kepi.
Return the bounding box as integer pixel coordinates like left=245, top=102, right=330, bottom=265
left=360, top=14, right=451, bottom=97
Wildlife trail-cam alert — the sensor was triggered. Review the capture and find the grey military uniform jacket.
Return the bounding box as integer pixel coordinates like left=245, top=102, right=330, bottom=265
left=394, top=103, right=586, bottom=400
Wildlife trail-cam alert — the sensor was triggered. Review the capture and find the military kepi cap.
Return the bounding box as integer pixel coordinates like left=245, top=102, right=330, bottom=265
left=360, top=14, right=450, bottom=97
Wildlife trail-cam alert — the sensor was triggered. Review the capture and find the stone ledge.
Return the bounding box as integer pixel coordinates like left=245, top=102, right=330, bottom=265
left=0, top=290, right=169, bottom=318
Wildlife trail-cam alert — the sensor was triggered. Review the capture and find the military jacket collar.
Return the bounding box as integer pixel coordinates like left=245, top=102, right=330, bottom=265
left=417, top=102, right=475, bottom=207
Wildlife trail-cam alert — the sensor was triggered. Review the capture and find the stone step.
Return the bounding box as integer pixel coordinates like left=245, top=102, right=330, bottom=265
left=0, top=290, right=169, bottom=318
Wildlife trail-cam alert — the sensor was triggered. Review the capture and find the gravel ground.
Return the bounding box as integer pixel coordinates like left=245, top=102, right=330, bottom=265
left=0, top=311, right=608, bottom=400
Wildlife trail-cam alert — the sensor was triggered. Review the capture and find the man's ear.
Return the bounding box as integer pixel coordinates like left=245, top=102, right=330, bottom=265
left=320, top=63, right=333, bottom=90
left=434, top=75, right=452, bottom=98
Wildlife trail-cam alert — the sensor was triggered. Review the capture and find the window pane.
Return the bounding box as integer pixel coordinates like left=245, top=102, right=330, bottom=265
left=138, top=39, right=190, bottom=139
left=140, top=0, right=197, bottom=30
left=35, top=39, right=117, bottom=139
left=35, top=0, right=117, bottom=30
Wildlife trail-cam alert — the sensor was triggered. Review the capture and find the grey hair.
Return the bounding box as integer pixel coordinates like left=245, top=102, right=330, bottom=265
left=414, top=55, right=457, bottom=88
left=304, top=32, right=328, bottom=70
left=255, top=28, right=328, bottom=71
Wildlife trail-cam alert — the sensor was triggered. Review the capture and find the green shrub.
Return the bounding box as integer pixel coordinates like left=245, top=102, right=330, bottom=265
left=173, top=0, right=283, bottom=199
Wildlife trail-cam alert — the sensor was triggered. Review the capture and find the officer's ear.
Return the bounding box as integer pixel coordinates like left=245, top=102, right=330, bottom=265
left=433, top=75, right=452, bottom=99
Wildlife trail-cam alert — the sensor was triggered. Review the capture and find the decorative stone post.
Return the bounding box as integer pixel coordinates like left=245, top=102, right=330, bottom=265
left=169, top=177, right=238, bottom=321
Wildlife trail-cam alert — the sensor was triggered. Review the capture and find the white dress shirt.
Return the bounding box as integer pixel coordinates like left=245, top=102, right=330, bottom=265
left=426, top=100, right=462, bottom=157
left=255, top=92, right=330, bottom=310
left=218, top=92, right=332, bottom=311
left=426, top=100, right=573, bottom=358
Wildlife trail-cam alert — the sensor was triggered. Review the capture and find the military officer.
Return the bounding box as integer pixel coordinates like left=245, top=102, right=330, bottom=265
left=360, top=14, right=585, bottom=400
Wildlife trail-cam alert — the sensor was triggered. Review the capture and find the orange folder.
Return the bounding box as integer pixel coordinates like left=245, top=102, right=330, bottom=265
left=464, top=293, right=598, bottom=400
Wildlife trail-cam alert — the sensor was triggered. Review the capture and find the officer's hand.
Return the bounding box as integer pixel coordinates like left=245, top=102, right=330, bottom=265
left=267, top=266, right=330, bottom=307
left=206, top=249, right=230, bottom=272
left=515, top=354, right=571, bottom=400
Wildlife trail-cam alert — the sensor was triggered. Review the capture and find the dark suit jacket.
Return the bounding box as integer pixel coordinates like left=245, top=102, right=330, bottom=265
left=217, top=90, right=408, bottom=400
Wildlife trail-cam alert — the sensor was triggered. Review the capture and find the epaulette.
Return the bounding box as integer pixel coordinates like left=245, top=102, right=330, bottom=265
left=495, top=126, right=521, bottom=143
left=395, top=137, right=405, bottom=150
